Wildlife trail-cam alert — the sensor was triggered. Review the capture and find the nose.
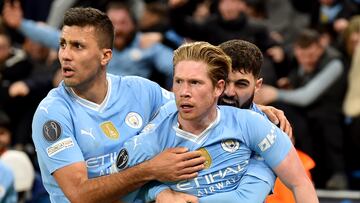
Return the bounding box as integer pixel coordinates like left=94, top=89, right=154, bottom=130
left=59, top=45, right=72, bottom=62
left=179, top=83, right=191, bottom=98
left=224, top=83, right=236, bottom=97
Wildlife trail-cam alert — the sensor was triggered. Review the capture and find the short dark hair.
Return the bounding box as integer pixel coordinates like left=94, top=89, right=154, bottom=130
left=219, top=39, right=263, bottom=78
left=63, top=7, right=114, bottom=49
left=294, top=29, right=320, bottom=49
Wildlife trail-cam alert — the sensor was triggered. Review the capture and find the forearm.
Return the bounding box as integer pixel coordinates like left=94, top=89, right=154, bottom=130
left=56, top=161, right=155, bottom=203
left=292, top=182, right=319, bottom=203
left=277, top=60, right=343, bottom=106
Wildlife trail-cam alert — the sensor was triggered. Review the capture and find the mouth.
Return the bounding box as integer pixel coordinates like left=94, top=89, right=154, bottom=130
left=179, top=103, right=194, bottom=113
left=62, top=66, right=75, bottom=77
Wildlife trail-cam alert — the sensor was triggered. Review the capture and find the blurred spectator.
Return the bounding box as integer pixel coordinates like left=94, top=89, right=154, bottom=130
left=255, top=29, right=348, bottom=190
left=168, top=0, right=281, bottom=85
left=0, top=27, right=34, bottom=147
left=2, top=0, right=174, bottom=89
left=342, top=16, right=360, bottom=189
left=0, top=159, right=17, bottom=203
left=310, top=0, right=358, bottom=47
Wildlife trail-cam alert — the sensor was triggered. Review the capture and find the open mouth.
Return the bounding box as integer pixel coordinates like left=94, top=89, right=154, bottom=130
left=62, top=66, right=75, bottom=77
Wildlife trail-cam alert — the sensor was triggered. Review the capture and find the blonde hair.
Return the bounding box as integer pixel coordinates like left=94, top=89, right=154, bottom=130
left=173, top=41, right=231, bottom=86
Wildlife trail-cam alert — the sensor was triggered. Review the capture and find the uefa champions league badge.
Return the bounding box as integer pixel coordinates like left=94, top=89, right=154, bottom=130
left=42, top=120, right=62, bottom=142
left=221, top=139, right=240, bottom=153
left=125, top=112, right=143, bottom=129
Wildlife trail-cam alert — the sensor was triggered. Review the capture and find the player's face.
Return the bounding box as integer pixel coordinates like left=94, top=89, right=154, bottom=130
left=59, top=25, right=105, bottom=89
left=173, top=60, right=225, bottom=123
left=219, top=70, right=262, bottom=109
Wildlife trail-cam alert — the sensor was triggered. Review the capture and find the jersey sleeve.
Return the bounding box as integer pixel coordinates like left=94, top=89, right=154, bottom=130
left=242, top=111, right=292, bottom=169
left=32, top=99, right=84, bottom=174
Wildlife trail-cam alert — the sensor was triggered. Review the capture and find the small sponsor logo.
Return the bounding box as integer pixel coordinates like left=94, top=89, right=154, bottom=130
left=46, top=137, right=74, bottom=157
left=43, top=120, right=62, bottom=142
left=80, top=128, right=95, bottom=140
left=100, top=121, right=119, bottom=140
left=258, top=125, right=276, bottom=152
left=125, top=112, right=143, bottom=129
left=221, top=139, right=240, bottom=153
left=197, top=148, right=212, bottom=169
left=141, top=123, right=155, bottom=133
left=116, top=149, right=129, bottom=170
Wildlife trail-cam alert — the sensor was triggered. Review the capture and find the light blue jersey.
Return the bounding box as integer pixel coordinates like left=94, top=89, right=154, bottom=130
left=116, top=105, right=292, bottom=200
left=31, top=74, right=173, bottom=202
left=0, top=160, right=17, bottom=203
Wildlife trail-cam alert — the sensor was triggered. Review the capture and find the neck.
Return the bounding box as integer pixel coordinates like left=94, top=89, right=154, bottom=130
left=72, top=74, right=108, bottom=104
left=178, top=106, right=218, bottom=135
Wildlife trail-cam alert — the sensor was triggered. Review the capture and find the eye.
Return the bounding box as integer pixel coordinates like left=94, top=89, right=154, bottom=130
left=74, top=42, right=83, bottom=49
left=59, top=41, right=66, bottom=49
left=190, top=80, right=199, bottom=85
left=174, top=79, right=182, bottom=84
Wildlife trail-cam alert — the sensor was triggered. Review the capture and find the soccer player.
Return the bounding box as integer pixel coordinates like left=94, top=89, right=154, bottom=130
left=31, top=7, right=205, bottom=203
left=112, top=42, right=319, bottom=202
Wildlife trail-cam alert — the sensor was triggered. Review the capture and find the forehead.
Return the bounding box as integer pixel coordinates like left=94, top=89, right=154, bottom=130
left=174, top=60, right=209, bottom=78
left=228, top=70, right=255, bottom=81
left=61, top=25, right=98, bottom=43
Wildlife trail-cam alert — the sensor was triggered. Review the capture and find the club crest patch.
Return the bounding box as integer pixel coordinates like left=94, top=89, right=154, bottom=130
left=125, top=112, right=143, bottom=129
left=100, top=121, right=119, bottom=140
left=197, top=148, right=212, bottom=169
left=221, top=139, right=240, bottom=153
left=43, top=120, right=62, bottom=142
left=116, top=149, right=129, bottom=170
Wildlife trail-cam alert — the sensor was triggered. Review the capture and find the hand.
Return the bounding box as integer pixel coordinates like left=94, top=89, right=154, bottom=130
left=266, top=46, right=285, bottom=63
left=140, top=32, right=163, bottom=49
left=2, top=0, right=23, bottom=29
left=254, top=85, right=278, bottom=105
left=257, top=104, right=293, bottom=139
left=147, top=147, right=205, bottom=182
left=156, top=189, right=198, bottom=203
left=9, top=81, right=29, bottom=97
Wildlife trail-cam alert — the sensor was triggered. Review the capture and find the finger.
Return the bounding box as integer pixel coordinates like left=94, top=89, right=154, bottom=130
left=179, top=164, right=205, bottom=175
left=266, top=110, right=279, bottom=126
left=182, top=156, right=205, bottom=167
left=179, top=151, right=202, bottom=160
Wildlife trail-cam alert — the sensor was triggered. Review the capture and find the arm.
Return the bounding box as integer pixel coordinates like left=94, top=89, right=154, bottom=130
left=273, top=146, right=318, bottom=203
left=2, top=0, right=60, bottom=50
left=54, top=147, right=205, bottom=203
left=277, top=59, right=343, bottom=106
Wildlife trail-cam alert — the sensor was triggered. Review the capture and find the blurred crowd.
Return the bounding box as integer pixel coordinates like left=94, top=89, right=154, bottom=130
left=0, top=0, right=360, bottom=202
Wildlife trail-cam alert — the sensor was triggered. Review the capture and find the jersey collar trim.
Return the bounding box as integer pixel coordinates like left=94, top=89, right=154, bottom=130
left=67, top=76, right=112, bottom=112
left=173, top=109, right=221, bottom=144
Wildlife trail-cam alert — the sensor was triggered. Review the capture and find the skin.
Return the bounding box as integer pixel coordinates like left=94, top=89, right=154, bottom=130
left=173, top=60, right=225, bottom=135
left=294, top=43, right=324, bottom=74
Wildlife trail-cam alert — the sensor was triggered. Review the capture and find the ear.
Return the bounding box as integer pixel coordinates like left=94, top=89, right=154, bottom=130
left=100, top=48, right=112, bottom=66
left=254, top=78, right=263, bottom=94
left=215, top=79, right=226, bottom=97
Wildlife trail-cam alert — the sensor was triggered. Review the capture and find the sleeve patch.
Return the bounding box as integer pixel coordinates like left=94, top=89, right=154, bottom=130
left=116, top=149, right=129, bottom=170
left=43, top=120, right=62, bottom=142
left=46, top=138, right=74, bottom=157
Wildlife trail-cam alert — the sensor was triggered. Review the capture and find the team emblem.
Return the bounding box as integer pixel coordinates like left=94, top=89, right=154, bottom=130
left=42, top=120, right=62, bottom=142
left=100, top=121, right=119, bottom=140
left=125, top=112, right=143, bottom=129
left=221, top=139, right=240, bottom=153
left=130, top=49, right=142, bottom=61
left=116, top=149, right=129, bottom=170
left=197, top=148, right=212, bottom=169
